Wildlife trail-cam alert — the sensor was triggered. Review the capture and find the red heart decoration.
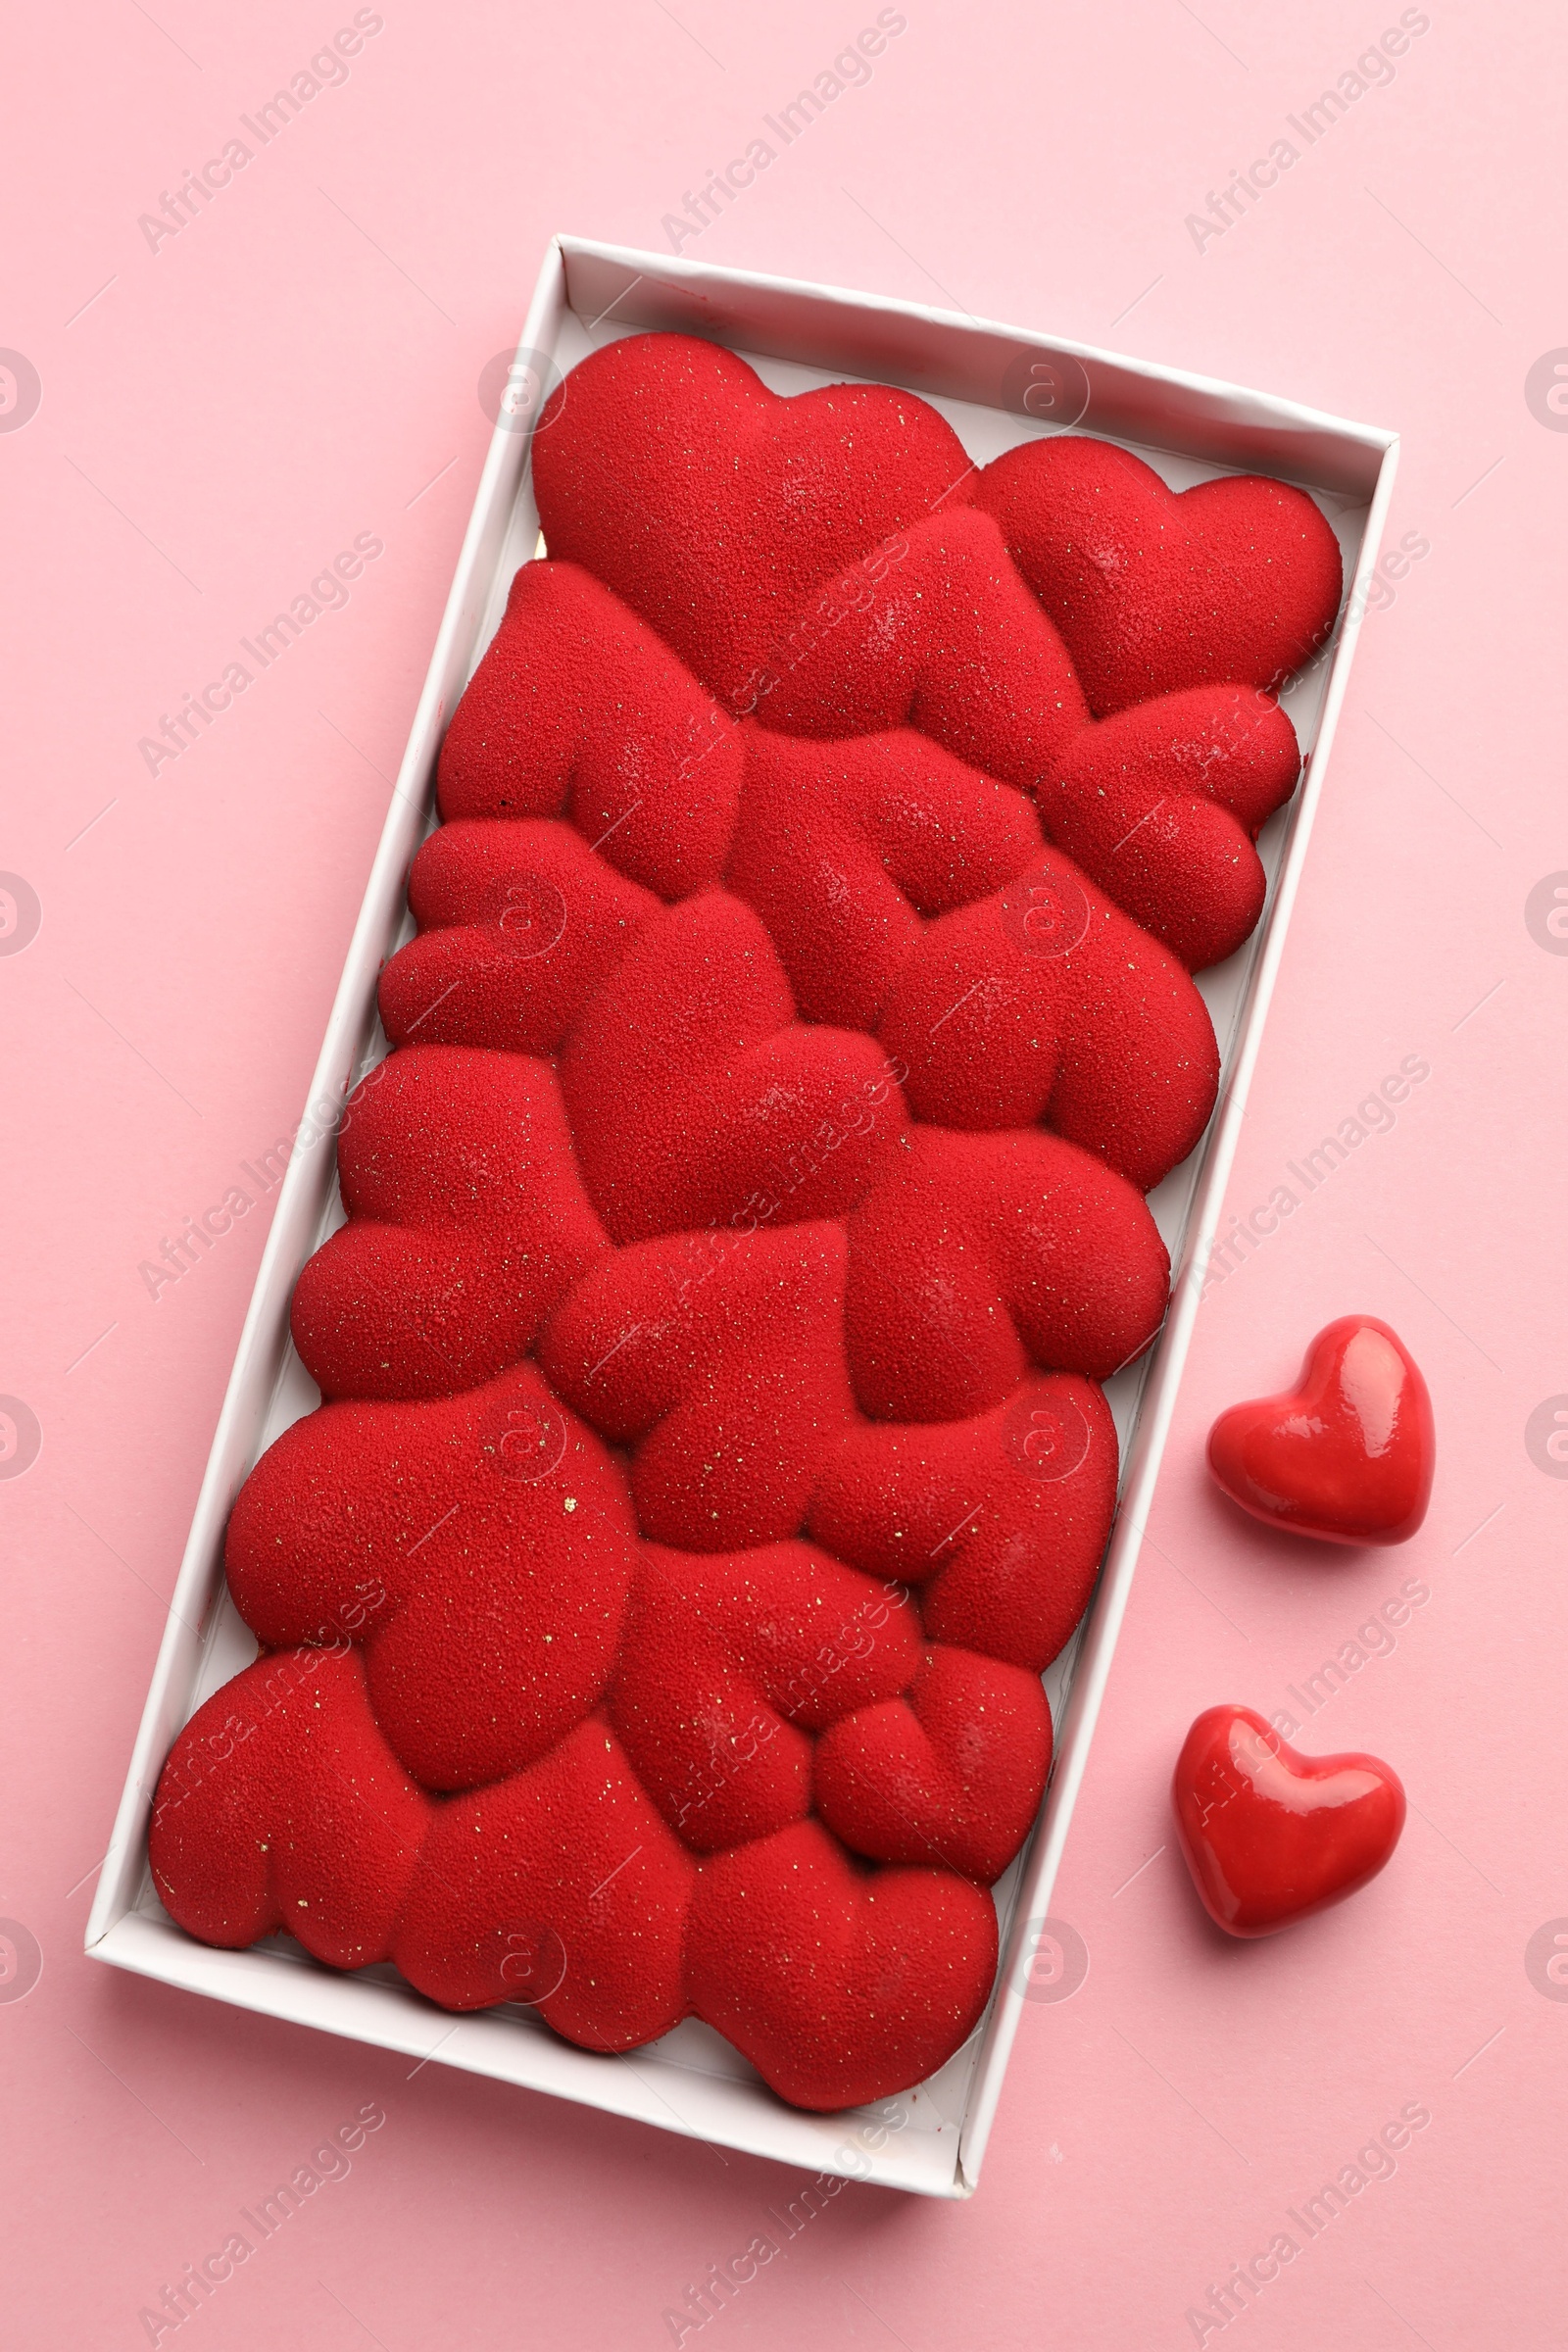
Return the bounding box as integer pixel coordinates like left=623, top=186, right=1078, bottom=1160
left=968, top=434, right=1344, bottom=715
left=290, top=1045, right=609, bottom=1401
left=527, top=348, right=1318, bottom=972
left=1042, top=683, right=1301, bottom=969
left=813, top=1643, right=1053, bottom=1882
left=149, top=1647, right=698, bottom=2049
left=1207, top=1315, right=1435, bottom=1545
left=532, top=332, right=970, bottom=710
left=1172, top=1703, right=1405, bottom=1937
left=155, top=332, right=1348, bottom=2111
left=434, top=560, right=744, bottom=897
left=608, top=1540, right=921, bottom=1849
left=684, top=1819, right=997, bottom=2112
left=223, top=1365, right=642, bottom=1792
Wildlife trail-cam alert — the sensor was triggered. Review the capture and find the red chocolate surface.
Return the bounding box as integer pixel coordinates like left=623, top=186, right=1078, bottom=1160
left=969, top=432, right=1343, bottom=715
left=151, top=332, right=1340, bottom=2109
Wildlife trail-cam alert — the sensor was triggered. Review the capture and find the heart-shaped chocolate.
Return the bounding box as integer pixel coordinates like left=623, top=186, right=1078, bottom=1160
left=532, top=332, right=971, bottom=710
left=1172, top=1703, right=1405, bottom=1937
left=813, top=1643, right=1053, bottom=1881
left=609, top=1540, right=921, bottom=1849
left=290, top=1045, right=610, bottom=1401
left=685, top=1819, right=997, bottom=2110
left=223, top=1366, right=641, bottom=1791
left=969, top=434, right=1344, bottom=714
left=153, top=329, right=1342, bottom=2114
left=1207, top=1315, right=1435, bottom=1545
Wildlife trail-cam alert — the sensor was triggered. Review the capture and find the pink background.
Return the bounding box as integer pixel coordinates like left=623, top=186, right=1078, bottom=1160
left=4, top=1, right=1565, bottom=2343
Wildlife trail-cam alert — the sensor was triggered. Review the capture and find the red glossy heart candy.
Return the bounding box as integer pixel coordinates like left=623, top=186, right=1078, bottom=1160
left=1206, top=1315, right=1435, bottom=1545
left=1172, top=1703, right=1405, bottom=1937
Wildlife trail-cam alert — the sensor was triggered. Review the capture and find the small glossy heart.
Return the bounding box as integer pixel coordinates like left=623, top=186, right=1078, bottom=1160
left=1172, top=1703, right=1405, bottom=1937
left=1207, top=1315, right=1435, bottom=1545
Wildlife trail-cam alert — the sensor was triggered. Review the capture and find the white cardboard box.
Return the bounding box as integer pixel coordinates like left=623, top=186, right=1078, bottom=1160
left=85, top=235, right=1398, bottom=2198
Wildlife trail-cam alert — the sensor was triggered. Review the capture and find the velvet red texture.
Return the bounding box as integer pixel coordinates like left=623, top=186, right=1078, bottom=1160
left=152, top=333, right=1336, bottom=2109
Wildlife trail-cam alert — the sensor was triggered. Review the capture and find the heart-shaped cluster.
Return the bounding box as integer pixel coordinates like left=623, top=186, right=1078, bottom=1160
left=149, top=333, right=1342, bottom=2111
